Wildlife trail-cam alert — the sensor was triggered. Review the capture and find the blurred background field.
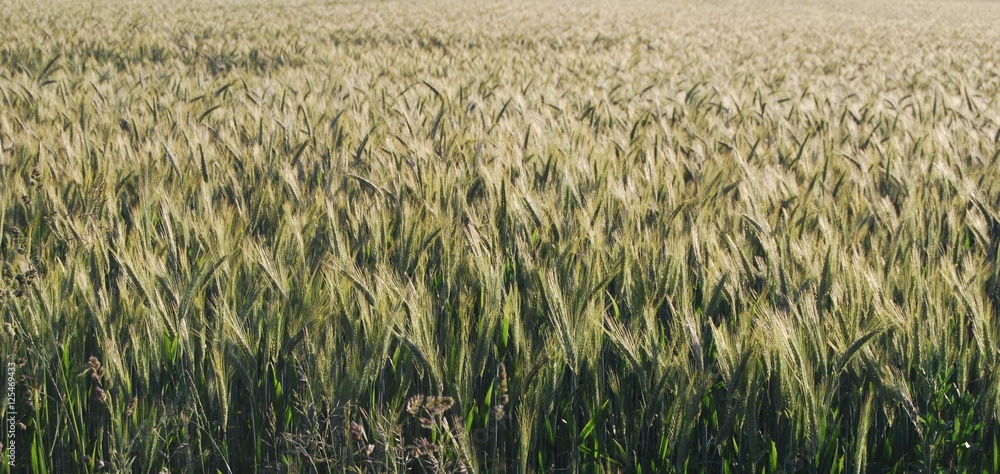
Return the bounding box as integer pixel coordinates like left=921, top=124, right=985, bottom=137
left=2, top=0, right=1000, bottom=471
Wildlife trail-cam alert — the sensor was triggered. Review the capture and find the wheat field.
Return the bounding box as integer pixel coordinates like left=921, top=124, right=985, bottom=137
left=2, top=0, right=1000, bottom=472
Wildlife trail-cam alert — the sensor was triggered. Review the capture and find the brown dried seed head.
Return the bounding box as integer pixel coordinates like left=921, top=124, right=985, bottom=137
left=406, top=395, right=425, bottom=415
left=412, top=437, right=433, bottom=456
left=87, top=356, right=104, bottom=380
left=125, top=396, right=137, bottom=416
left=497, top=363, right=509, bottom=405
left=439, top=396, right=454, bottom=411
left=350, top=421, right=366, bottom=441
left=425, top=396, right=454, bottom=415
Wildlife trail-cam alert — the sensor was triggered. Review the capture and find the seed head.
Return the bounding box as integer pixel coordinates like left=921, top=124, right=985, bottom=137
left=350, top=421, right=366, bottom=441
left=406, top=395, right=425, bottom=415
left=87, top=356, right=104, bottom=384
left=424, top=396, right=454, bottom=415
left=94, top=387, right=107, bottom=404
left=493, top=363, right=509, bottom=420
left=497, top=363, right=509, bottom=405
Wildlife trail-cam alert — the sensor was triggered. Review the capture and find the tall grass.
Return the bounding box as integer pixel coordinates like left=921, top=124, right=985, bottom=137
left=2, top=0, right=1000, bottom=471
